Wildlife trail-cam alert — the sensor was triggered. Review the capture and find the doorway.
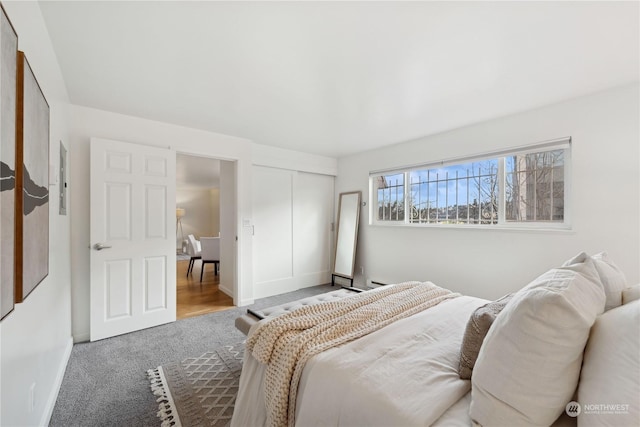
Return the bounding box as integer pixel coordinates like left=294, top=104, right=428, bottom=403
left=175, top=153, right=236, bottom=319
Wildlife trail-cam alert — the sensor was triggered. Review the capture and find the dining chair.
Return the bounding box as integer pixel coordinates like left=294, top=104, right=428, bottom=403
left=186, top=234, right=201, bottom=277
left=200, top=236, right=220, bottom=282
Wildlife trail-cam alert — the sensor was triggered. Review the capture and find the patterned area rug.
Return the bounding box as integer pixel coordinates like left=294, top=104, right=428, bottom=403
left=147, top=342, right=244, bottom=427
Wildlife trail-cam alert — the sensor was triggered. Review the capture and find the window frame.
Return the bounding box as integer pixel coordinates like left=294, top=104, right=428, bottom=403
left=369, top=137, right=572, bottom=231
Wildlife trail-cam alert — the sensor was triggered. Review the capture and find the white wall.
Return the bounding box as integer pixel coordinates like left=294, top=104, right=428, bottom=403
left=0, top=2, right=72, bottom=426
left=252, top=143, right=337, bottom=176
left=67, top=104, right=254, bottom=341
left=210, top=188, right=220, bottom=237
left=337, top=84, right=640, bottom=299
left=176, top=187, right=219, bottom=249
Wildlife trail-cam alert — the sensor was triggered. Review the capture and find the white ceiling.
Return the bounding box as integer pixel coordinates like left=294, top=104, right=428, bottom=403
left=39, top=1, right=639, bottom=158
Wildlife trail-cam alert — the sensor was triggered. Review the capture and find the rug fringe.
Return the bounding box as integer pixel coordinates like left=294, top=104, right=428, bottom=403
left=147, top=367, right=182, bottom=427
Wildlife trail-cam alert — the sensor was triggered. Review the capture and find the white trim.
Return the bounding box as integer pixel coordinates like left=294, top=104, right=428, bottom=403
left=497, top=157, right=506, bottom=225
left=563, top=144, right=573, bottom=228
left=41, top=337, right=74, bottom=427
left=251, top=143, right=338, bottom=176
left=369, top=221, right=574, bottom=233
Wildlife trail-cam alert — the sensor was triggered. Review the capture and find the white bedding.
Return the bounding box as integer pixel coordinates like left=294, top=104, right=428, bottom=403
left=432, top=393, right=472, bottom=426
left=232, top=295, right=487, bottom=426
left=431, top=392, right=577, bottom=427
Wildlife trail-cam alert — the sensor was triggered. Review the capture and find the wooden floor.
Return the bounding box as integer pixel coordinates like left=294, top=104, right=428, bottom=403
left=176, top=259, right=235, bottom=320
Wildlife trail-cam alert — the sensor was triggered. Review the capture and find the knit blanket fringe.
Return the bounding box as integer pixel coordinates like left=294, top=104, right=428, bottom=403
left=246, top=281, right=460, bottom=427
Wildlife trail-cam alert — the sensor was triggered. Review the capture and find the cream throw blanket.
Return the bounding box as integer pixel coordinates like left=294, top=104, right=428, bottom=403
left=246, top=282, right=460, bottom=427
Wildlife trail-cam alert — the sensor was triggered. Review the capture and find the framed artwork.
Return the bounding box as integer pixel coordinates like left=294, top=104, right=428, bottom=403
left=0, top=3, right=18, bottom=319
left=15, top=50, right=50, bottom=303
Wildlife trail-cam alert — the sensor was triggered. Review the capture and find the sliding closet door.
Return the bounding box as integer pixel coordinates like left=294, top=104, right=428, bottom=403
left=293, top=172, right=334, bottom=288
left=252, top=166, right=333, bottom=299
left=253, top=166, right=294, bottom=297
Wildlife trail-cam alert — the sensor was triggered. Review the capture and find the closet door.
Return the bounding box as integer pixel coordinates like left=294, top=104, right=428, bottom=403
left=252, top=166, right=294, bottom=298
left=252, top=167, right=334, bottom=298
left=293, top=172, right=334, bottom=288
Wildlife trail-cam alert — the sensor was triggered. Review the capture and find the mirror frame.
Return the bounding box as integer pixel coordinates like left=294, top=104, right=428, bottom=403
left=332, top=191, right=362, bottom=286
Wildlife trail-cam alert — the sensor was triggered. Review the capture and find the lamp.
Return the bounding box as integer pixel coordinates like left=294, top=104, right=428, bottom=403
left=176, top=208, right=186, bottom=253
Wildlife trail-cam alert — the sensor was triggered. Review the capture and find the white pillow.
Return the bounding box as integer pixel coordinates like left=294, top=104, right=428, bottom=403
left=577, top=299, right=640, bottom=426
left=564, top=252, right=627, bottom=311
left=592, top=252, right=627, bottom=310
left=622, top=284, right=640, bottom=305
left=470, top=256, right=605, bottom=426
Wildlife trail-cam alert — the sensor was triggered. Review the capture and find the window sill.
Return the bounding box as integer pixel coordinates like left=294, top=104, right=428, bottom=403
left=369, top=221, right=574, bottom=233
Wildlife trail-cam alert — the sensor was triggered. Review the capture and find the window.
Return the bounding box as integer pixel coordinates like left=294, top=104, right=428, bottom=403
left=376, top=173, right=405, bottom=221
left=371, top=138, right=570, bottom=228
left=505, top=150, right=565, bottom=222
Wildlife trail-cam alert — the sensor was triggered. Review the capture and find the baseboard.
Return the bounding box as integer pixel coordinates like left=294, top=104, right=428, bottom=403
left=219, top=283, right=233, bottom=297
left=295, top=271, right=332, bottom=289
left=218, top=284, right=254, bottom=306
left=41, top=336, right=73, bottom=426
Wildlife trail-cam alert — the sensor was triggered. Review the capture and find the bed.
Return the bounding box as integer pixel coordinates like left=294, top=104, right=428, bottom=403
left=231, top=252, right=639, bottom=427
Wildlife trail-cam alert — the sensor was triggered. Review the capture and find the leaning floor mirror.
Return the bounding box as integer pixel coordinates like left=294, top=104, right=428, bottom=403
left=332, top=191, right=362, bottom=287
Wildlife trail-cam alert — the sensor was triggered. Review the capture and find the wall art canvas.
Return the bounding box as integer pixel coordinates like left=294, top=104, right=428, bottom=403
left=15, top=51, right=49, bottom=302
left=0, top=4, right=17, bottom=319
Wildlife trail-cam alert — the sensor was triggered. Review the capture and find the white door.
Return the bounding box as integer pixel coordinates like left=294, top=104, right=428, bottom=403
left=293, top=172, right=334, bottom=287
left=90, top=137, right=176, bottom=341
left=253, top=167, right=294, bottom=297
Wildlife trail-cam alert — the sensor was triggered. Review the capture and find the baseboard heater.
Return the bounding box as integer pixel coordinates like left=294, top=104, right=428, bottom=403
left=369, top=280, right=389, bottom=287
left=246, top=308, right=265, bottom=320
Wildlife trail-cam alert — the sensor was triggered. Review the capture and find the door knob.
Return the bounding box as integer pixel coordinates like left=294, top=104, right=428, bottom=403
left=93, top=243, right=112, bottom=251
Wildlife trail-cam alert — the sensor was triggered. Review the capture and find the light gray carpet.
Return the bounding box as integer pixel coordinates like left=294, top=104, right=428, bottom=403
left=49, top=283, right=336, bottom=427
